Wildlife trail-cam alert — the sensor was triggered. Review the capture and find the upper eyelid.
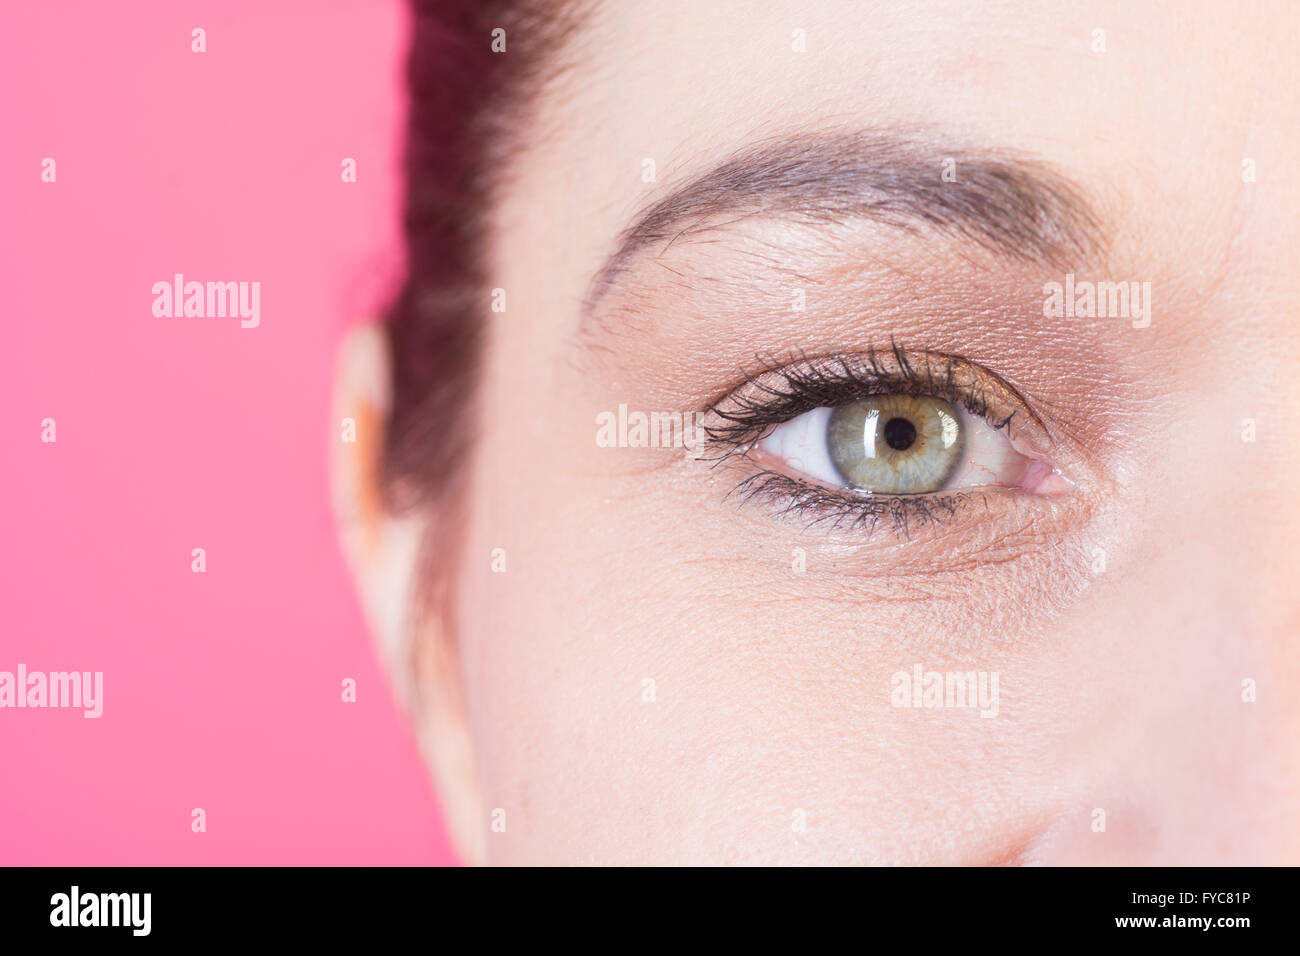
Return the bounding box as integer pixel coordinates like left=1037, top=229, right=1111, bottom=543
left=701, top=345, right=1052, bottom=457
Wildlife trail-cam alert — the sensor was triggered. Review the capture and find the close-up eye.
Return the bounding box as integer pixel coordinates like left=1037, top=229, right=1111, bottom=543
left=704, top=347, right=1071, bottom=518
left=761, top=393, right=1029, bottom=495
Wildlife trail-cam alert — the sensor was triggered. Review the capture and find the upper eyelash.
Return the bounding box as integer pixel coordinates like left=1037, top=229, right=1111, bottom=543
left=701, top=341, right=1014, bottom=461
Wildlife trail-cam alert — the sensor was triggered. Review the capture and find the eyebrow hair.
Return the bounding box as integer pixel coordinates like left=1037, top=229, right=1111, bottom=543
left=584, top=130, right=1107, bottom=315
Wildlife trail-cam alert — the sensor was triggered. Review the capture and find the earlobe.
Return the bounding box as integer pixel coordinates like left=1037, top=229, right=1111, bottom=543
left=330, top=322, right=485, bottom=865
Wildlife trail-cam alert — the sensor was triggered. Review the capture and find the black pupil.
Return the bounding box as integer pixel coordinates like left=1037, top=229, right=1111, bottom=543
left=883, top=416, right=917, bottom=451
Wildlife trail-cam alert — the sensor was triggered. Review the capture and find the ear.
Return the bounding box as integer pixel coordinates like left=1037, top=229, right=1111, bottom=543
left=330, top=323, right=485, bottom=865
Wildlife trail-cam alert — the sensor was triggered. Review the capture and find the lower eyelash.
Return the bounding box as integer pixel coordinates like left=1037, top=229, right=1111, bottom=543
left=725, top=469, right=987, bottom=538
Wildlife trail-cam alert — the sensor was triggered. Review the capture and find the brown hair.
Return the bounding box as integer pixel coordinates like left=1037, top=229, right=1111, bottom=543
left=382, top=0, right=583, bottom=511
left=377, top=2, right=586, bottom=728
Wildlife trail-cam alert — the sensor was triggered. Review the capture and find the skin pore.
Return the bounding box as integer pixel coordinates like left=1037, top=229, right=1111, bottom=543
left=335, top=0, right=1300, bottom=864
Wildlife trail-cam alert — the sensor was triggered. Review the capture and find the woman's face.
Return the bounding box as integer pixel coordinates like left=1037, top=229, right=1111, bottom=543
left=341, top=0, right=1300, bottom=864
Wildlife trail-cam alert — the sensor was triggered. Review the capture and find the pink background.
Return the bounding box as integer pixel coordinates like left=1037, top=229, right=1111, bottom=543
left=0, top=1, right=457, bottom=864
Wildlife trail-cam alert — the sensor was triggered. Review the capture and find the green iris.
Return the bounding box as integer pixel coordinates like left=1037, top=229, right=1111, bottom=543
left=827, top=395, right=964, bottom=494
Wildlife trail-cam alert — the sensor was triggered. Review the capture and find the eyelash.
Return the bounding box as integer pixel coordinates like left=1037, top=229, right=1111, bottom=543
left=700, top=343, right=1028, bottom=537
left=724, top=471, right=989, bottom=537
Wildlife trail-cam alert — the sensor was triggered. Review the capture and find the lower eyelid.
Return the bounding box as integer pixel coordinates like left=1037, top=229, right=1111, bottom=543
left=722, top=465, right=1084, bottom=559
left=725, top=468, right=990, bottom=540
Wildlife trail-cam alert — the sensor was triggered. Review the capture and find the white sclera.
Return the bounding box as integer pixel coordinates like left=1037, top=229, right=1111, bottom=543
left=758, top=403, right=1026, bottom=493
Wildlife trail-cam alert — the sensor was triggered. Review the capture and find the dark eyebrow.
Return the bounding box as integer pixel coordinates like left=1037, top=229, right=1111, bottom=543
left=584, top=130, right=1107, bottom=315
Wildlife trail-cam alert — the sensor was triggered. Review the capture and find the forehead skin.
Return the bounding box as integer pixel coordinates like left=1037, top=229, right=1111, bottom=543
left=451, top=1, right=1300, bottom=863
